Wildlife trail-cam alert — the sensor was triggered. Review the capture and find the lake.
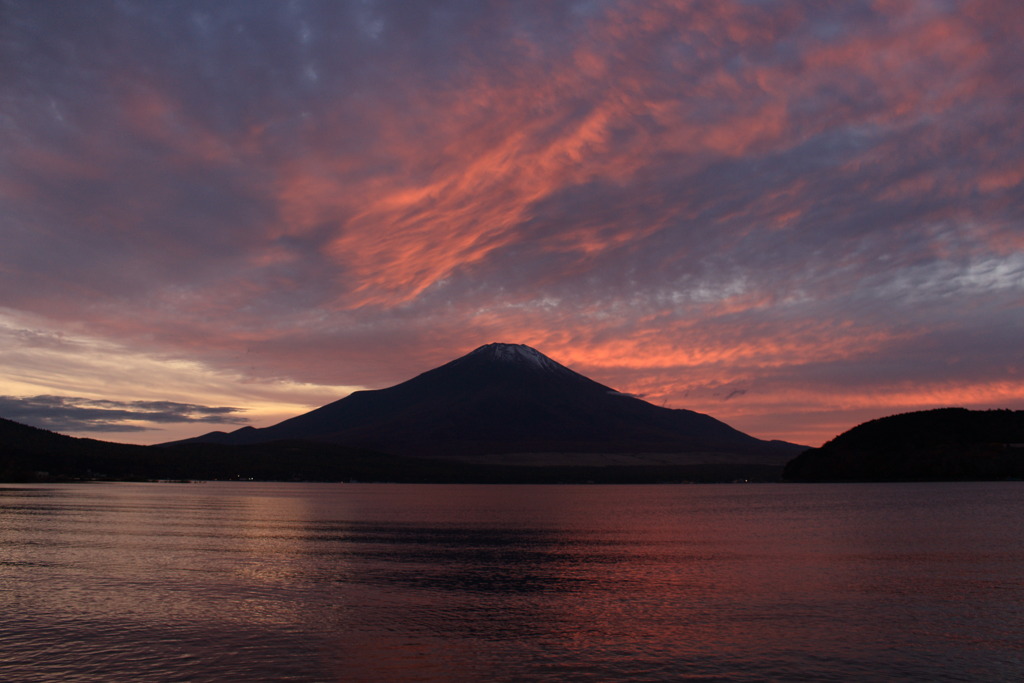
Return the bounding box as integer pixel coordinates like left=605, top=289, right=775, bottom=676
left=1, top=482, right=1022, bottom=681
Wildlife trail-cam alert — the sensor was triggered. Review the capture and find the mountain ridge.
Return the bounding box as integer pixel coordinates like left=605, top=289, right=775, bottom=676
left=175, top=342, right=806, bottom=461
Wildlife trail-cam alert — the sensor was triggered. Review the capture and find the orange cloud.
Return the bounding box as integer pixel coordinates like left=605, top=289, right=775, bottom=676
left=259, top=3, right=843, bottom=310
left=119, top=86, right=237, bottom=166
left=721, top=378, right=1024, bottom=446
left=977, top=164, right=1024, bottom=194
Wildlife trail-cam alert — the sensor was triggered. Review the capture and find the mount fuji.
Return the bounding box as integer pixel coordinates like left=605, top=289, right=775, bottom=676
left=176, top=343, right=805, bottom=464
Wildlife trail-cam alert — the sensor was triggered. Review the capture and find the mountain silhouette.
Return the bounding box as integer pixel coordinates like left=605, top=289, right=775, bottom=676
left=177, top=342, right=804, bottom=461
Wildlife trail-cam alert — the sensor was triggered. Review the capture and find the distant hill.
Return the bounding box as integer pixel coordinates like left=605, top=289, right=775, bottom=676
left=0, top=416, right=785, bottom=484
left=783, top=408, right=1024, bottom=481
left=0, top=416, right=464, bottom=482
left=175, top=342, right=805, bottom=464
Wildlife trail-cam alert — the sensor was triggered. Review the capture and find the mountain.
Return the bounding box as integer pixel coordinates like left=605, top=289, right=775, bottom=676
left=177, top=342, right=805, bottom=463
left=783, top=408, right=1024, bottom=481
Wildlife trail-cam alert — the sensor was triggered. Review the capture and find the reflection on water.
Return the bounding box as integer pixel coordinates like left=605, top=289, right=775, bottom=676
left=2, top=482, right=1023, bottom=681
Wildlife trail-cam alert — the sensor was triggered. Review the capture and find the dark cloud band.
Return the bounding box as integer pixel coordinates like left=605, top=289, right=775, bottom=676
left=0, top=395, right=248, bottom=434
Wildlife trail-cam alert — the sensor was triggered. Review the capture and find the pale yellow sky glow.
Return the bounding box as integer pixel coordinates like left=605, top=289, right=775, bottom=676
left=0, top=309, right=364, bottom=443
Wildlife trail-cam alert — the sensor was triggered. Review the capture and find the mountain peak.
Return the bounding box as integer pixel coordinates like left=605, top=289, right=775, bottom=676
left=467, top=342, right=565, bottom=373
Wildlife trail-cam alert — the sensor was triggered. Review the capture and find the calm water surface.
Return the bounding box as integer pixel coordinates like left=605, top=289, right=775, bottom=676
left=1, top=482, right=1023, bottom=681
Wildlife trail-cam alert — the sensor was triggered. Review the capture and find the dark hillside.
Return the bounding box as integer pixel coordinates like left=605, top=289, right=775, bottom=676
left=784, top=408, right=1024, bottom=481
left=0, top=417, right=151, bottom=481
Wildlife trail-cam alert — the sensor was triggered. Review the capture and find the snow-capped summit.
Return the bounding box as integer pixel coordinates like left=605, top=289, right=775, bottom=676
left=466, top=342, right=568, bottom=373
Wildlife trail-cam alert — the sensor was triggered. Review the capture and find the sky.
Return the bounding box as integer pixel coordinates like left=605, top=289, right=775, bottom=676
left=1, top=0, right=1022, bottom=447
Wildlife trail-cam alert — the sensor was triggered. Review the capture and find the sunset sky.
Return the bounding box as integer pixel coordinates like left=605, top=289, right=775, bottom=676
left=1, top=0, right=1021, bottom=447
